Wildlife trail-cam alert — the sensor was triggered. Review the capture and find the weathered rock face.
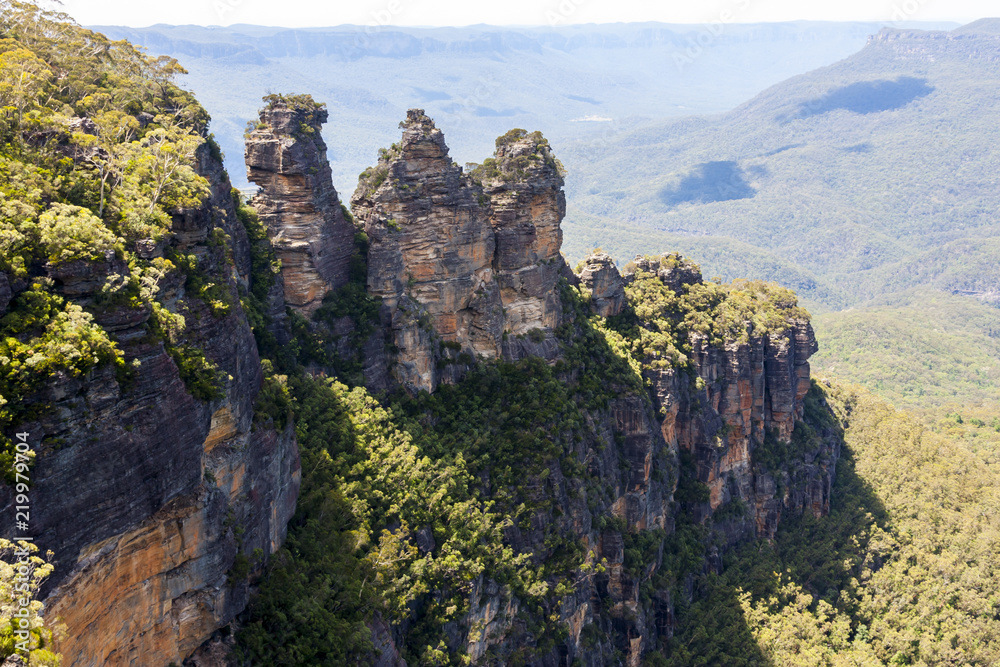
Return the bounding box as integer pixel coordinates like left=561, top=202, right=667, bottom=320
left=578, top=252, right=625, bottom=317
left=246, top=98, right=356, bottom=314
left=457, top=384, right=674, bottom=667
left=0, top=142, right=300, bottom=666
left=624, top=254, right=832, bottom=542
left=483, top=131, right=567, bottom=336
left=351, top=109, right=505, bottom=392
left=349, top=111, right=573, bottom=391
left=449, top=254, right=832, bottom=666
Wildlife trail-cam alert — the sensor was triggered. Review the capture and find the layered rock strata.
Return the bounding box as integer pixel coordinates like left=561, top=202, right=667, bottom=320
left=351, top=109, right=506, bottom=392
left=0, top=141, right=300, bottom=666
left=623, top=255, right=831, bottom=541
left=245, top=97, right=356, bottom=314
left=350, top=111, right=571, bottom=391
left=483, top=130, right=566, bottom=335
left=578, top=252, right=625, bottom=317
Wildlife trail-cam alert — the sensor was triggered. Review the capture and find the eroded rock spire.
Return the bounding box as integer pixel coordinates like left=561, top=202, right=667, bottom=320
left=245, top=95, right=356, bottom=313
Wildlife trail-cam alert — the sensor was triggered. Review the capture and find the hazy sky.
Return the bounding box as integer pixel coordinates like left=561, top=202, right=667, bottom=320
left=58, top=0, right=997, bottom=28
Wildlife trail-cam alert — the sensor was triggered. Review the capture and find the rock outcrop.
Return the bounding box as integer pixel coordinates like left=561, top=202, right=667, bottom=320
left=245, top=96, right=356, bottom=314
left=624, top=254, right=831, bottom=541
left=0, top=141, right=300, bottom=666
left=578, top=252, right=625, bottom=317
left=351, top=109, right=506, bottom=392
left=350, top=111, right=571, bottom=391
left=238, top=107, right=835, bottom=666
left=483, top=130, right=566, bottom=335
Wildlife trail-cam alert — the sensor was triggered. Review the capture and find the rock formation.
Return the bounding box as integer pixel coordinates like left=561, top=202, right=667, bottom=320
left=238, top=107, right=835, bottom=666
left=483, top=130, right=567, bottom=334
left=624, top=254, right=829, bottom=540
left=245, top=96, right=356, bottom=314
left=0, top=141, right=301, bottom=666
left=351, top=109, right=505, bottom=392
left=4, top=99, right=836, bottom=667
left=578, top=252, right=625, bottom=317
left=349, top=111, right=572, bottom=391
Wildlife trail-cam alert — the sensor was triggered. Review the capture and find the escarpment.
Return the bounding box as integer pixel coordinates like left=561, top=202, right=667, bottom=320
left=245, top=95, right=356, bottom=314
left=0, top=82, right=837, bottom=665
left=620, top=255, right=832, bottom=541
left=234, top=99, right=834, bottom=663
left=0, top=140, right=300, bottom=665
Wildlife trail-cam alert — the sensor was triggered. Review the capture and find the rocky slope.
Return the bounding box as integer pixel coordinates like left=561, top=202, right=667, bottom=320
left=0, top=77, right=836, bottom=665
left=0, top=140, right=300, bottom=665
left=622, top=256, right=831, bottom=540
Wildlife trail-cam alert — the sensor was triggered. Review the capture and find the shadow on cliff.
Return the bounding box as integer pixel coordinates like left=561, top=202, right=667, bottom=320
left=661, top=387, right=891, bottom=664
left=235, top=373, right=378, bottom=664
left=767, top=388, right=891, bottom=604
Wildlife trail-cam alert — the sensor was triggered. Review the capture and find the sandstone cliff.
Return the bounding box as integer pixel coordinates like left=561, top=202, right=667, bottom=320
left=245, top=96, right=356, bottom=314
left=482, top=130, right=567, bottom=337
left=623, top=255, right=832, bottom=541
left=1, top=100, right=836, bottom=667
left=449, top=254, right=832, bottom=666
left=251, top=111, right=835, bottom=665
left=349, top=110, right=571, bottom=392
left=0, top=140, right=300, bottom=666
left=578, top=252, right=625, bottom=318
left=350, top=109, right=506, bottom=392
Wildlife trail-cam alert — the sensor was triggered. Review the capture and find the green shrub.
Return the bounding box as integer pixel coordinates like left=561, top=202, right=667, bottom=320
left=36, top=203, right=121, bottom=265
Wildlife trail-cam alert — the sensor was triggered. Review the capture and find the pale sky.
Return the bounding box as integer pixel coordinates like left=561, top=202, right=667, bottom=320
left=56, top=0, right=999, bottom=29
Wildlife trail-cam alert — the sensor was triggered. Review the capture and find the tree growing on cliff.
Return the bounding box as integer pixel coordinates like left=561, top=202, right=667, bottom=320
left=0, top=539, right=61, bottom=666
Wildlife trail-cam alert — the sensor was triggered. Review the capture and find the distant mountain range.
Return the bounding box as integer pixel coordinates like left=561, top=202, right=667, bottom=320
left=94, top=21, right=953, bottom=194
left=559, top=20, right=1000, bottom=312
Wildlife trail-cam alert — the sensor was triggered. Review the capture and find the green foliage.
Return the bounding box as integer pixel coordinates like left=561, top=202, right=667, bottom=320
left=165, top=344, right=226, bottom=402
left=673, top=451, right=710, bottom=504
left=0, top=283, right=124, bottom=476
left=238, top=298, right=668, bottom=664
left=232, top=188, right=289, bottom=366
left=0, top=0, right=231, bottom=451
left=812, top=288, right=1000, bottom=410
left=165, top=248, right=232, bottom=318
left=602, top=255, right=809, bottom=375
left=239, top=368, right=577, bottom=664
left=35, top=203, right=121, bottom=266
left=261, top=92, right=326, bottom=114
left=356, top=143, right=401, bottom=200
left=147, top=301, right=225, bottom=402
left=293, top=231, right=383, bottom=384
left=662, top=382, right=1000, bottom=665
left=0, top=539, right=60, bottom=666
left=467, top=129, right=565, bottom=184
left=555, top=281, right=645, bottom=410
left=253, top=360, right=292, bottom=430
